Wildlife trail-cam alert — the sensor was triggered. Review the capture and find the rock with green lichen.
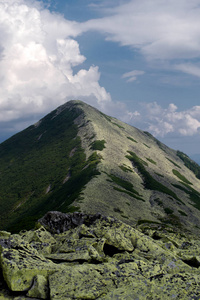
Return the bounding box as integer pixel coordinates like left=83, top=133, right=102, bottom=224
left=49, top=264, right=112, bottom=299
left=27, top=275, right=49, bottom=299
left=99, top=272, right=200, bottom=299
left=0, top=232, right=11, bottom=239
left=19, top=226, right=56, bottom=256
left=20, top=226, right=56, bottom=245
left=0, top=234, right=57, bottom=292
left=1, top=212, right=200, bottom=299
left=46, top=236, right=106, bottom=262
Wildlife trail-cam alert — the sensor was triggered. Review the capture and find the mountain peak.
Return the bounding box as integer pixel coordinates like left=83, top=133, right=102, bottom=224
left=0, top=100, right=200, bottom=234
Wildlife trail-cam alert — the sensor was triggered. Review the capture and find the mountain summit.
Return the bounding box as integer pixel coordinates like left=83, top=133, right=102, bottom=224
left=1, top=100, right=200, bottom=233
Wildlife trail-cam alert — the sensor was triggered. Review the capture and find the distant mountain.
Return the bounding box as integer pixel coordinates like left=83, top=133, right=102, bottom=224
left=1, top=100, right=200, bottom=233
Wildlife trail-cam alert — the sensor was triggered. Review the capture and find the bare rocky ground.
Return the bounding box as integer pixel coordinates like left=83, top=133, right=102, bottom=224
left=1, top=211, right=200, bottom=299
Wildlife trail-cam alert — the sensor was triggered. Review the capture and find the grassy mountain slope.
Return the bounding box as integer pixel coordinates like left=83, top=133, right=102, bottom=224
left=72, top=101, right=200, bottom=233
left=0, top=100, right=200, bottom=233
left=0, top=102, right=100, bottom=231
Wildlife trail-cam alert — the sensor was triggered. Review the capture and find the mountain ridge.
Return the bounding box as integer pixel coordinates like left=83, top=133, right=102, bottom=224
left=1, top=100, right=200, bottom=234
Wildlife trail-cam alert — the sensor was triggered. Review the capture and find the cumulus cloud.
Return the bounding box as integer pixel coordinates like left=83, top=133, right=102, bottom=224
left=122, top=70, right=145, bottom=82
left=0, top=0, right=111, bottom=130
left=130, top=102, right=200, bottom=137
left=82, top=0, right=200, bottom=61
left=1, top=0, right=200, bottom=144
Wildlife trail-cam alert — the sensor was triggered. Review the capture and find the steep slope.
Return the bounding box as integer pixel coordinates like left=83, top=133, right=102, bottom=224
left=0, top=100, right=200, bottom=233
left=0, top=102, right=101, bottom=231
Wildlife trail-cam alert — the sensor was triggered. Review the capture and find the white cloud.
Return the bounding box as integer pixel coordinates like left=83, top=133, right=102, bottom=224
left=1, top=0, right=200, bottom=144
left=175, top=63, right=200, bottom=78
left=0, top=0, right=111, bottom=128
left=122, top=70, right=145, bottom=82
left=130, top=102, right=200, bottom=137
left=82, top=0, right=200, bottom=61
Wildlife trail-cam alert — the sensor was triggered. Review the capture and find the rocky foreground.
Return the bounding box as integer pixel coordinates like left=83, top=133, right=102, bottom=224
left=1, top=212, right=200, bottom=299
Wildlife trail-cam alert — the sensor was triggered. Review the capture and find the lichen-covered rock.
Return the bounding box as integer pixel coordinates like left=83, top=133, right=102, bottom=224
left=49, top=264, right=112, bottom=299
left=44, top=213, right=137, bottom=262
left=85, top=216, right=136, bottom=251
left=20, top=226, right=56, bottom=244
left=0, top=235, right=57, bottom=292
left=1, top=212, right=200, bottom=299
left=0, top=232, right=11, bottom=239
left=19, top=226, right=56, bottom=256
left=27, top=275, right=48, bottom=299
left=0, top=290, right=13, bottom=299
left=46, top=237, right=106, bottom=262
left=99, top=273, right=200, bottom=300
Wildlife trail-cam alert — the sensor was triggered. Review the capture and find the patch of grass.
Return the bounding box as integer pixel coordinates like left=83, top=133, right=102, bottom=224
left=114, top=207, right=123, bottom=213
left=177, top=150, right=200, bottom=179
left=113, top=187, right=145, bottom=202
left=127, top=136, right=138, bottom=143
left=108, top=174, right=139, bottom=195
left=90, top=140, right=106, bottom=151
left=146, top=158, right=157, bottom=165
left=126, top=151, right=182, bottom=203
left=158, top=214, right=182, bottom=228
left=172, top=182, right=200, bottom=207
left=164, top=207, right=174, bottom=215
left=172, top=183, right=189, bottom=193
left=137, top=219, right=161, bottom=225
left=67, top=206, right=81, bottom=213
left=154, top=172, right=164, bottom=178
left=143, top=143, right=150, bottom=148
left=178, top=182, right=200, bottom=210
left=143, top=131, right=153, bottom=138
left=178, top=210, right=187, bottom=216
left=107, top=173, right=144, bottom=201
left=143, top=131, right=166, bottom=151
left=112, top=122, right=124, bottom=129
left=166, top=157, right=181, bottom=169
left=88, top=151, right=102, bottom=164
left=121, top=215, right=129, bottom=219
left=99, top=111, right=112, bottom=122
left=7, top=150, right=102, bottom=233
left=89, top=134, right=96, bottom=140
left=119, top=165, right=133, bottom=173
left=126, top=152, right=148, bottom=167
left=156, top=140, right=166, bottom=152
left=154, top=198, right=163, bottom=206
left=172, top=169, right=192, bottom=185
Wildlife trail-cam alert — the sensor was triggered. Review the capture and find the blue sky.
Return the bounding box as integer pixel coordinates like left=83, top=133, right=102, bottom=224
left=1, top=0, right=200, bottom=161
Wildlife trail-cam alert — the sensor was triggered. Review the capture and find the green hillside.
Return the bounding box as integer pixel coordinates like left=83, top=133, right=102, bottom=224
left=0, top=100, right=200, bottom=234
left=0, top=103, right=100, bottom=231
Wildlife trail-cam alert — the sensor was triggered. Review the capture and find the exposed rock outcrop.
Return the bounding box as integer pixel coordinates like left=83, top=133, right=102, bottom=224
left=1, top=212, right=200, bottom=299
